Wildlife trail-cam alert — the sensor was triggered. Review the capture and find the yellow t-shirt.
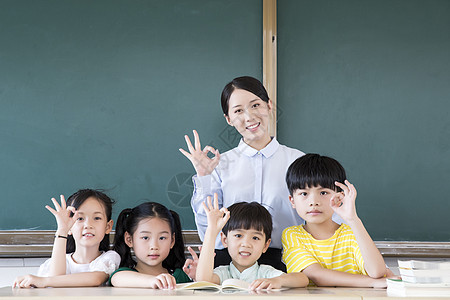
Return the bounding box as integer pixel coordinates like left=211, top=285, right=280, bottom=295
left=282, top=224, right=367, bottom=275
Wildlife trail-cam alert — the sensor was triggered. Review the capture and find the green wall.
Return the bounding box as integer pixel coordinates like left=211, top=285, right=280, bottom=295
left=2, top=0, right=449, bottom=241
left=0, top=0, right=262, bottom=230
left=277, top=0, right=450, bottom=241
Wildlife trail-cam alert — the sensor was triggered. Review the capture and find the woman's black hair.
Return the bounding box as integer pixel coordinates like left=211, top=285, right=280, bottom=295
left=113, top=202, right=185, bottom=273
left=222, top=202, right=272, bottom=242
left=286, top=154, right=347, bottom=195
left=221, top=76, right=270, bottom=116
left=65, top=189, right=114, bottom=253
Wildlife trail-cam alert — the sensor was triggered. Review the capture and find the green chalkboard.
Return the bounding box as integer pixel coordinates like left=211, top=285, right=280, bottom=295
left=277, top=0, right=450, bottom=241
left=0, top=0, right=262, bottom=230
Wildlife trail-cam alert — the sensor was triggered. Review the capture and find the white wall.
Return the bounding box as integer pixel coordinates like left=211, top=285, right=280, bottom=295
left=0, top=258, right=46, bottom=288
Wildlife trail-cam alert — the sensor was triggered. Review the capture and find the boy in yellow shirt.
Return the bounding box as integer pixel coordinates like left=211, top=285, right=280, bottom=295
left=282, top=154, right=388, bottom=288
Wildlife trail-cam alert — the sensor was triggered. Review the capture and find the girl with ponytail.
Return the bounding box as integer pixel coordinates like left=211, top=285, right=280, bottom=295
left=13, top=189, right=119, bottom=288
left=110, top=202, right=191, bottom=289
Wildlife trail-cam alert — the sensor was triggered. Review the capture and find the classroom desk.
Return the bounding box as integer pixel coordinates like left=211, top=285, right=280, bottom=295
left=1, top=287, right=449, bottom=300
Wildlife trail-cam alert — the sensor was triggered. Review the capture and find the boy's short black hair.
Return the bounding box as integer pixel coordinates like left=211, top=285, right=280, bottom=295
left=286, top=153, right=347, bottom=195
left=222, top=202, right=272, bottom=242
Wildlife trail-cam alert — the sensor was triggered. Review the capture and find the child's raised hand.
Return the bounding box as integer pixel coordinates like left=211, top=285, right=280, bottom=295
left=149, top=273, right=176, bottom=289
left=330, top=180, right=358, bottom=223
left=45, top=195, right=78, bottom=235
left=182, top=245, right=217, bottom=281
left=182, top=246, right=200, bottom=281
left=179, top=130, right=220, bottom=177
left=202, top=193, right=230, bottom=233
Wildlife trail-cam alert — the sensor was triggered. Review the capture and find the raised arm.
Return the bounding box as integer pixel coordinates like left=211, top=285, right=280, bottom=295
left=190, top=174, right=223, bottom=244
left=330, top=180, right=386, bottom=279
left=44, top=195, right=78, bottom=276
left=180, top=130, right=223, bottom=242
left=196, top=193, right=230, bottom=284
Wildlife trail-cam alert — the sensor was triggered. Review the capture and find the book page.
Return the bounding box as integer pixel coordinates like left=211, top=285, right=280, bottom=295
left=176, top=281, right=220, bottom=290
left=177, top=278, right=289, bottom=292
left=222, top=278, right=289, bottom=292
left=221, top=278, right=250, bottom=291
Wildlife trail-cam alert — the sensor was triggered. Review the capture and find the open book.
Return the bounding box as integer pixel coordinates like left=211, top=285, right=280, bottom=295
left=177, top=279, right=287, bottom=293
left=177, top=279, right=251, bottom=292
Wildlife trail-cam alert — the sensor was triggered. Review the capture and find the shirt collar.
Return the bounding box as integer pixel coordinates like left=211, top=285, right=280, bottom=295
left=237, top=137, right=279, bottom=158
left=229, top=261, right=259, bottom=280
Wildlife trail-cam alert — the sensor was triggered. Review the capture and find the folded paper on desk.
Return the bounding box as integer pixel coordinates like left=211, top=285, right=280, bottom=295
left=398, top=259, right=450, bottom=284
left=176, top=279, right=286, bottom=293
left=386, top=278, right=450, bottom=297
left=398, top=260, right=450, bottom=270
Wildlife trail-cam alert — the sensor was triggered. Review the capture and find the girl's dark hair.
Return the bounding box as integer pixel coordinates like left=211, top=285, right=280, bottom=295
left=222, top=202, right=272, bottom=242
left=65, top=189, right=114, bottom=253
left=286, top=154, right=347, bottom=195
left=221, top=76, right=270, bottom=116
left=114, top=202, right=185, bottom=273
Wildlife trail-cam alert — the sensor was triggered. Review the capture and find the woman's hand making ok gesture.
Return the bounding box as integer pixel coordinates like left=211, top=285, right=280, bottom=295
left=179, top=130, right=220, bottom=177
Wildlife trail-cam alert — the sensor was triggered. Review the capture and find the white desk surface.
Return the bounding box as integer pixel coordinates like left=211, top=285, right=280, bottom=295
left=1, top=287, right=449, bottom=300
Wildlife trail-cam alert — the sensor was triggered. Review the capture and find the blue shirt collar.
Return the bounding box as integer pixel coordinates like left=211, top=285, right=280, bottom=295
left=237, top=137, right=279, bottom=158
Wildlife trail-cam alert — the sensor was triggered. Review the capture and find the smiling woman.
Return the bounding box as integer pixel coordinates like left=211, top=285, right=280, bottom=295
left=179, top=76, right=305, bottom=271
left=224, top=88, right=273, bottom=151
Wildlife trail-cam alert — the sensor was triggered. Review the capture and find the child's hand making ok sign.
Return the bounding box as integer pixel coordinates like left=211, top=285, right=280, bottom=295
left=202, top=193, right=230, bottom=234
left=45, top=195, right=78, bottom=236
left=330, top=180, right=359, bottom=224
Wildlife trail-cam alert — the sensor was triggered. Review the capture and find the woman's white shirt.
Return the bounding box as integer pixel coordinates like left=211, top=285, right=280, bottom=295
left=191, top=138, right=305, bottom=249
